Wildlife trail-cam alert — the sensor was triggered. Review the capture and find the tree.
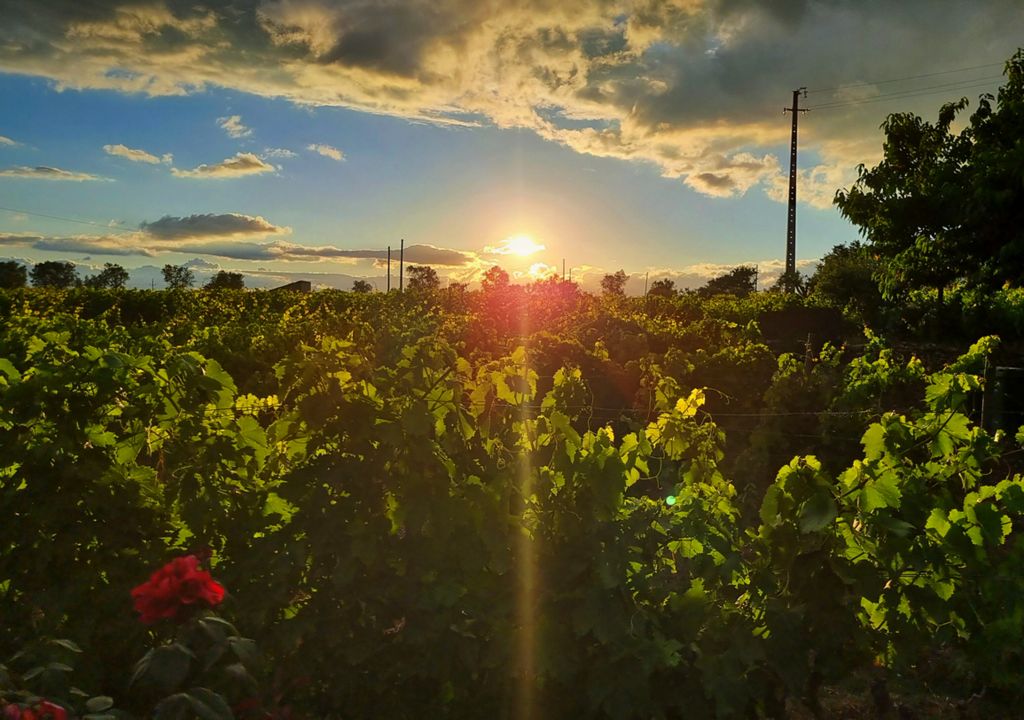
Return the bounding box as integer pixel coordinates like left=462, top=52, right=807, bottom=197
left=30, top=260, right=78, bottom=288
left=600, top=270, right=628, bottom=296
left=352, top=279, right=373, bottom=293
left=835, top=50, right=1024, bottom=299
left=0, top=261, right=27, bottom=289
left=162, top=264, right=195, bottom=289
left=84, top=263, right=129, bottom=289
left=647, top=278, right=676, bottom=298
left=698, top=266, right=757, bottom=298
left=205, top=271, right=245, bottom=290
left=481, top=265, right=510, bottom=292
left=406, top=265, right=440, bottom=292
left=808, top=241, right=883, bottom=319
left=769, top=269, right=807, bottom=296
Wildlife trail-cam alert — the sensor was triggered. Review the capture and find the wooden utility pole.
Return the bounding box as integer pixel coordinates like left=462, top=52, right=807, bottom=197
left=783, top=88, right=808, bottom=277
left=399, top=238, right=404, bottom=292
left=387, top=246, right=391, bottom=292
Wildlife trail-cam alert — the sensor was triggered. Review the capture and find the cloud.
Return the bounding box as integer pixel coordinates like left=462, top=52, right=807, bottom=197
left=183, top=256, right=220, bottom=269
left=171, top=152, right=275, bottom=179
left=0, top=0, right=1014, bottom=207
left=263, top=147, right=297, bottom=158
left=140, top=212, right=290, bottom=240
left=307, top=143, right=344, bottom=161
left=103, top=143, right=172, bottom=164
left=0, top=165, right=107, bottom=181
left=0, top=135, right=18, bottom=146
left=217, top=114, right=252, bottom=138
left=484, top=235, right=546, bottom=256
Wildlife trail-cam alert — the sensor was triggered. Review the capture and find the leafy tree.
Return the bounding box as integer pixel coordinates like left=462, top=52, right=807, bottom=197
left=0, top=260, right=27, bottom=289
left=30, top=260, right=78, bottom=288
left=600, top=269, right=628, bottom=296
left=84, top=262, right=130, bottom=289
left=768, top=269, right=807, bottom=296
left=352, top=279, right=373, bottom=293
left=162, top=264, right=195, bottom=289
left=205, top=271, right=245, bottom=290
left=406, top=265, right=440, bottom=292
left=647, top=278, right=676, bottom=298
left=698, top=266, right=756, bottom=298
left=481, top=265, right=510, bottom=292
left=835, top=49, right=1024, bottom=300
left=808, top=242, right=883, bottom=319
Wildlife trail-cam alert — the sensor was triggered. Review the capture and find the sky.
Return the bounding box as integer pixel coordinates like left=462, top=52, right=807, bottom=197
left=0, top=0, right=1020, bottom=291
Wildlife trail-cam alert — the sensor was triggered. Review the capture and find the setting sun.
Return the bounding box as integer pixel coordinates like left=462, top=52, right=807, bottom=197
left=489, top=233, right=545, bottom=257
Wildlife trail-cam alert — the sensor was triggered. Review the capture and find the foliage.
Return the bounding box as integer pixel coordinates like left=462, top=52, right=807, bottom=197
left=204, top=272, right=245, bottom=290
left=406, top=264, right=440, bottom=291
left=29, top=262, right=77, bottom=289
left=161, top=265, right=194, bottom=290
left=84, top=264, right=129, bottom=290
left=351, top=279, right=373, bottom=293
left=0, top=261, right=27, bottom=289
left=835, top=49, right=1024, bottom=299
left=600, top=270, right=628, bottom=296
left=647, top=278, right=676, bottom=297
left=2, top=286, right=1024, bottom=717
left=699, top=266, right=757, bottom=298
left=807, top=241, right=883, bottom=322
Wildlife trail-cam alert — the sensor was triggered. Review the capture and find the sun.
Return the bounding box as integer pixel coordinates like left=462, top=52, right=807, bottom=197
left=502, top=233, right=545, bottom=257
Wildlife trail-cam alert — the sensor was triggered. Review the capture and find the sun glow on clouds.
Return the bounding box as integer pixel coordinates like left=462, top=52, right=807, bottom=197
left=486, top=234, right=545, bottom=257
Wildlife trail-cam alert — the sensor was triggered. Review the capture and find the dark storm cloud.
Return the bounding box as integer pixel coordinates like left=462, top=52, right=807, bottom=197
left=140, top=213, right=289, bottom=240
left=0, top=0, right=1019, bottom=203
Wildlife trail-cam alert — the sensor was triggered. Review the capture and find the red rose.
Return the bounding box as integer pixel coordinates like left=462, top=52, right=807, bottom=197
left=131, top=555, right=226, bottom=624
left=35, top=702, right=66, bottom=720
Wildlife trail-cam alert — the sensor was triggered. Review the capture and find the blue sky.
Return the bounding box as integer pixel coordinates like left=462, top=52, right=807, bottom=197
left=0, top=1, right=1018, bottom=290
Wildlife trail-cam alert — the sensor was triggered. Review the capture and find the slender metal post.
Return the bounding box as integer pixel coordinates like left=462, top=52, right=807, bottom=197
left=387, top=246, right=391, bottom=292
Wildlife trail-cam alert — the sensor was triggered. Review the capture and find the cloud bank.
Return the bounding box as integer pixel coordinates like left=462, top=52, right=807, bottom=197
left=104, top=143, right=172, bottom=164
left=0, top=165, right=107, bottom=181
left=0, top=0, right=1015, bottom=207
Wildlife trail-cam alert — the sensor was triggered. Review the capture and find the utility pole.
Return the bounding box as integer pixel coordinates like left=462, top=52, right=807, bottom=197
left=783, top=88, right=808, bottom=278
left=387, top=245, right=391, bottom=292
left=562, top=259, right=566, bottom=281
left=644, top=271, right=649, bottom=296
left=399, top=238, right=404, bottom=292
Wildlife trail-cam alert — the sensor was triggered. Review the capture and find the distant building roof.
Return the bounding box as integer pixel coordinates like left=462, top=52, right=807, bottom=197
left=271, top=280, right=312, bottom=293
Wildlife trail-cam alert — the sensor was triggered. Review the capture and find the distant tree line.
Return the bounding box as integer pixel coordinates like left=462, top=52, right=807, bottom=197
left=0, top=261, right=249, bottom=290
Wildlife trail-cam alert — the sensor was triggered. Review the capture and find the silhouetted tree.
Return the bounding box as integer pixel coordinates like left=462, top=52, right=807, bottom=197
left=698, top=266, right=756, bottom=298
left=85, top=263, right=129, bottom=289
left=406, top=265, right=440, bottom=291
left=205, top=271, right=245, bottom=290
left=600, top=270, right=628, bottom=296
left=162, top=264, right=195, bottom=289
left=481, top=265, right=510, bottom=292
left=769, top=269, right=807, bottom=296
left=30, top=261, right=78, bottom=288
left=352, top=279, right=373, bottom=293
left=0, top=260, right=27, bottom=289
left=647, top=278, right=676, bottom=298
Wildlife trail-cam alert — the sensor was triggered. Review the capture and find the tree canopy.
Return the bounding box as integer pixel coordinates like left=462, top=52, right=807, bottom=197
left=0, top=261, right=27, bottom=289
left=406, top=265, right=440, bottom=291
left=835, top=49, right=1024, bottom=299
left=600, top=270, right=628, bottom=296
left=84, top=263, right=129, bottom=289
left=698, top=266, right=756, bottom=298
left=162, top=264, right=195, bottom=289
left=352, top=279, right=373, bottom=293
left=30, top=261, right=78, bottom=288
left=205, top=271, right=245, bottom=290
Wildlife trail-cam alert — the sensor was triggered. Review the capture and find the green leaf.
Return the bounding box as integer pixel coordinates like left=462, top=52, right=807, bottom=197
left=863, top=472, right=901, bottom=511
left=799, top=489, right=837, bottom=533
left=85, top=696, right=115, bottom=713
left=185, top=687, right=234, bottom=720
left=861, top=423, right=886, bottom=460
left=0, top=358, right=20, bottom=381
left=138, top=643, right=193, bottom=694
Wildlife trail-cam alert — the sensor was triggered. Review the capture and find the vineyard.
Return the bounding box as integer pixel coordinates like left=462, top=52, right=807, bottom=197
left=2, top=284, right=1024, bottom=719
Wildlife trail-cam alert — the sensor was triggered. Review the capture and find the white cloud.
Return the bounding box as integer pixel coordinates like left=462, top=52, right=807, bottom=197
left=307, top=143, right=344, bottom=161
left=171, top=152, right=275, bottom=179
left=103, top=143, right=172, bottom=164
left=262, top=147, right=297, bottom=159
left=140, top=213, right=290, bottom=240
left=217, top=114, right=252, bottom=138
left=0, top=135, right=18, bottom=146
left=0, top=166, right=108, bottom=181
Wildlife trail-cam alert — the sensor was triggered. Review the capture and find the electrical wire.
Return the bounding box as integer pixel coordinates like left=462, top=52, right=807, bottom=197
left=805, top=76, right=1003, bottom=111
left=806, top=61, right=1005, bottom=95
left=0, top=205, right=132, bottom=233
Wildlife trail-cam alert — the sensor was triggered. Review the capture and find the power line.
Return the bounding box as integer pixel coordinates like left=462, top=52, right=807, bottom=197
left=806, top=61, right=1005, bottom=95
left=0, top=205, right=132, bottom=233
left=805, top=76, right=1002, bottom=111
